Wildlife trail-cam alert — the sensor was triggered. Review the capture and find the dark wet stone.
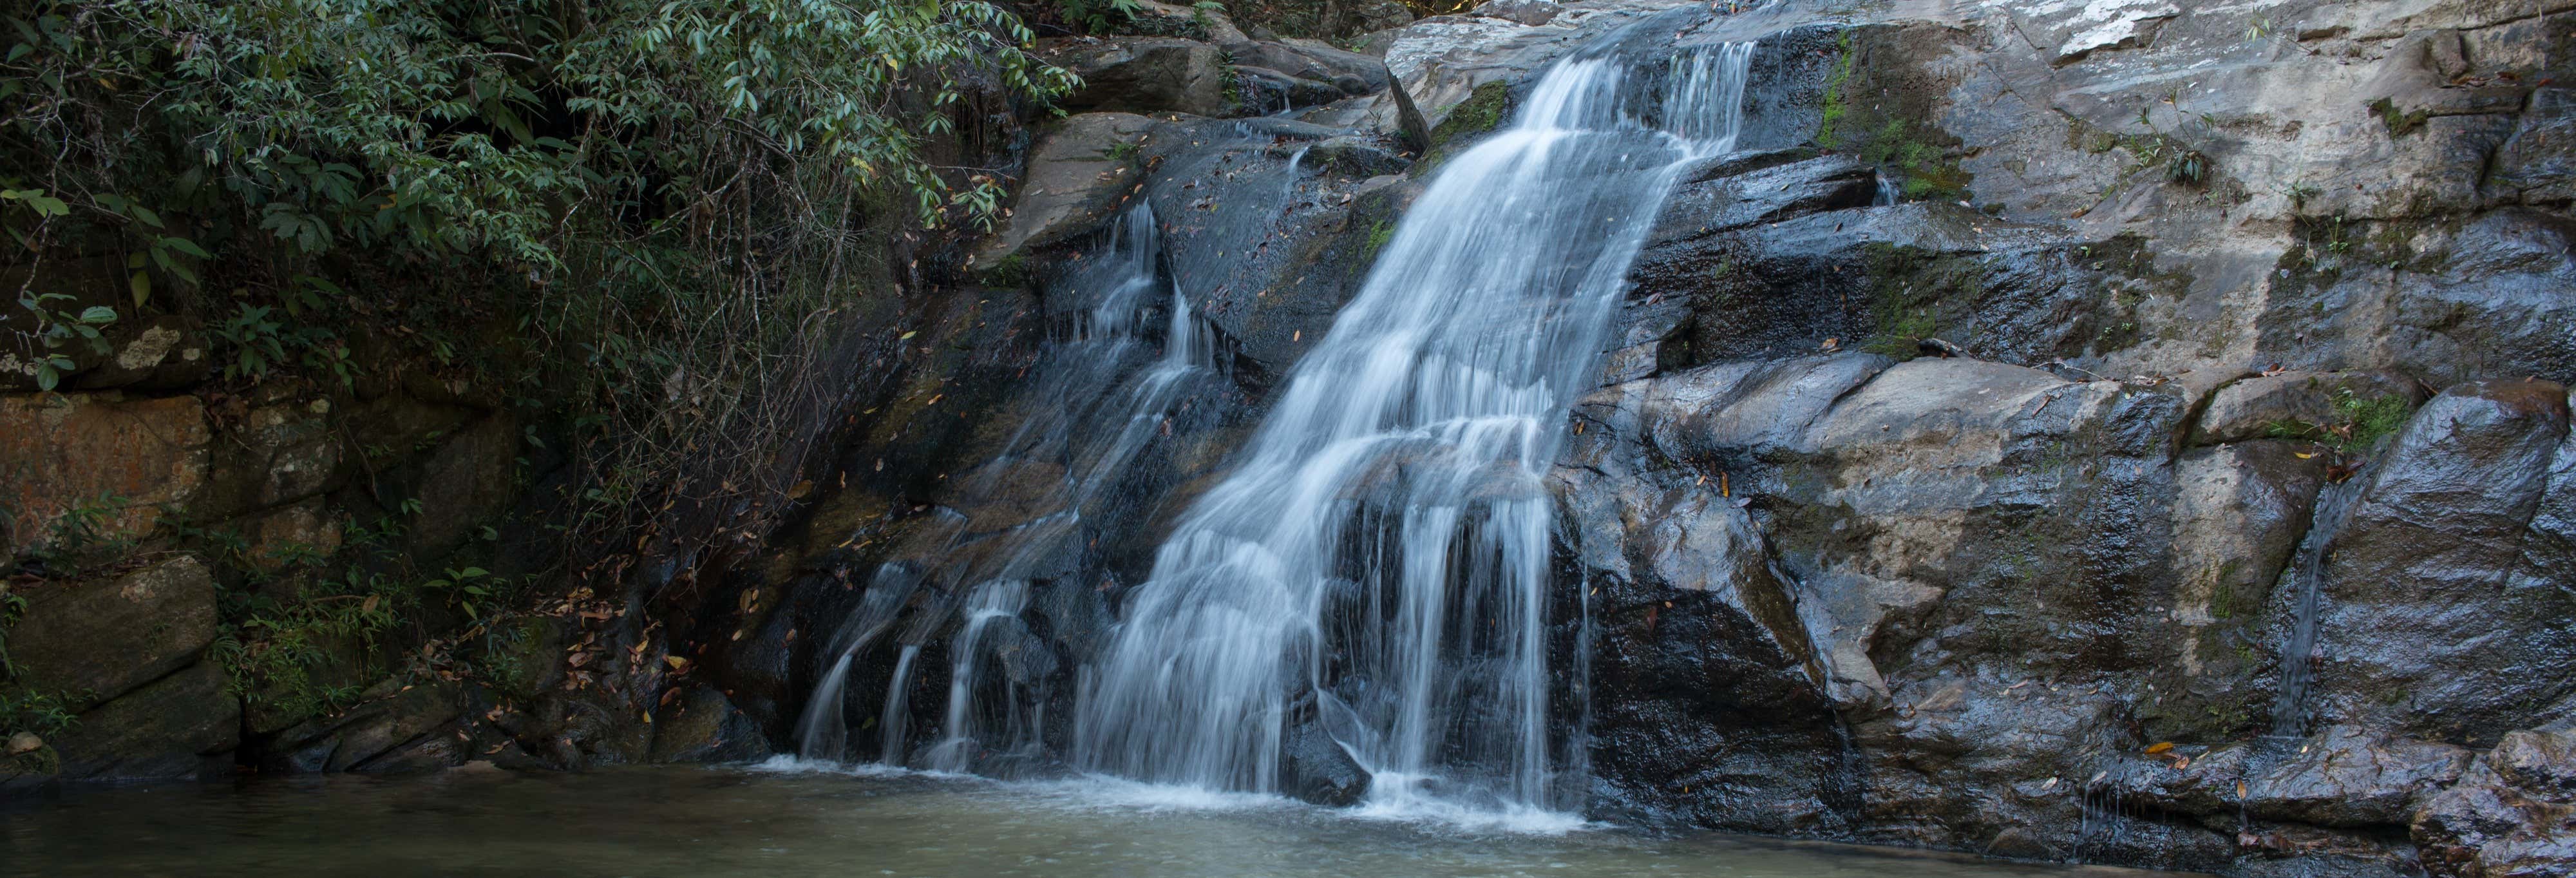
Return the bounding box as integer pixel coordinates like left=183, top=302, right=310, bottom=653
left=1282, top=721, right=1369, bottom=806
left=2309, top=380, right=2574, bottom=743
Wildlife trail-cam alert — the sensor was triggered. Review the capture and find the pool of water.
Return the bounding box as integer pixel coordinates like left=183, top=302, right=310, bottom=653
left=1, top=761, right=2204, bottom=877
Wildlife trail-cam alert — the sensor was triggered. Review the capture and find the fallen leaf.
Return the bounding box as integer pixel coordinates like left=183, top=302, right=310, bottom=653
left=2145, top=741, right=2175, bottom=755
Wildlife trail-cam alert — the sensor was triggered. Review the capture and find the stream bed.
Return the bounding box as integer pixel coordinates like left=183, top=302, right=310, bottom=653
left=1, top=762, right=2206, bottom=877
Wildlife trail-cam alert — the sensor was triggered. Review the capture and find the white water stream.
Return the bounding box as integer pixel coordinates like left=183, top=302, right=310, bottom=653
left=1072, top=41, right=1760, bottom=817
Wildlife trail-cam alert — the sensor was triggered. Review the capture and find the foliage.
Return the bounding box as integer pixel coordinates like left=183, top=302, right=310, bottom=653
left=0, top=0, right=1074, bottom=578
left=0, top=686, right=77, bottom=739
left=10, top=287, right=115, bottom=391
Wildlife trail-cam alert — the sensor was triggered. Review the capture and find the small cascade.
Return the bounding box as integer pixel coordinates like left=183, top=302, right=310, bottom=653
left=926, top=580, right=1034, bottom=772
left=2269, top=476, right=2369, bottom=737
left=1074, top=33, right=1764, bottom=816
left=878, top=644, right=925, bottom=765
left=1873, top=170, right=1902, bottom=206
left=795, top=200, right=1225, bottom=768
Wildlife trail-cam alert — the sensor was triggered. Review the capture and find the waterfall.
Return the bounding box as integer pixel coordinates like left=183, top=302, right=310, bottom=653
left=1074, top=38, right=1761, bottom=814
left=793, top=201, right=1218, bottom=767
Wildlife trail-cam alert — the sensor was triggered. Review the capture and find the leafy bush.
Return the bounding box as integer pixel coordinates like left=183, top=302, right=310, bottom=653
left=0, top=0, right=1073, bottom=553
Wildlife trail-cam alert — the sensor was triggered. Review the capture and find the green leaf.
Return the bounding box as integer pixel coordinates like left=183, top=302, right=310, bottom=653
left=129, top=271, right=149, bottom=306
left=158, top=236, right=209, bottom=258
left=77, top=305, right=116, bottom=324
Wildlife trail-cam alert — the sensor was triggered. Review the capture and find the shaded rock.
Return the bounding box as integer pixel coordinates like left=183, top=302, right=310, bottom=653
left=69, top=314, right=211, bottom=391
left=0, top=392, right=208, bottom=557
left=5, top=554, right=217, bottom=712
left=2191, top=370, right=2427, bottom=446
left=202, top=396, right=340, bottom=517
left=412, top=414, right=518, bottom=550
left=1039, top=37, right=1229, bottom=117
left=1224, top=38, right=1392, bottom=97
left=1233, top=66, right=1347, bottom=114
left=971, top=113, right=1156, bottom=272
left=269, top=678, right=467, bottom=774
left=238, top=497, right=345, bottom=571
left=51, top=661, right=238, bottom=781
left=648, top=685, right=773, bottom=763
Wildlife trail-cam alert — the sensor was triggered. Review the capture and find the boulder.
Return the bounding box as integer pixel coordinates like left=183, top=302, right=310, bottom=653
left=268, top=678, right=467, bottom=774
left=2308, top=380, right=2575, bottom=742
left=647, top=685, right=772, bottom=763
left=2125, top=727, right=2472, bottom=828
left=50, top=661, right=238, bottom=781
left=1038, top=37, right=1229, bottom=117
left=1280, top=721, right=1369, bottom=806
left=5, top=554, right=218, bottom=712
left=411, top=414, right=518, bottom=551
left=969, top=113, right=1155, bottom=272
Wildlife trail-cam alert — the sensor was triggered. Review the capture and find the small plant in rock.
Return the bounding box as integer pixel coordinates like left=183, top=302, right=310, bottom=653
left=1365, top=220, right=1397, bottom=255
left=2262, top=388, right=2412, bottom=453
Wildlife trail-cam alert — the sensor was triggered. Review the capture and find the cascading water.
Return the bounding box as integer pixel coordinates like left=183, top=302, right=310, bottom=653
left=1074, top=37, right=1761, bottom=816
left=793, top=202, right=1220, bottom=767
left=2269, top=477, right=2367, bottom=737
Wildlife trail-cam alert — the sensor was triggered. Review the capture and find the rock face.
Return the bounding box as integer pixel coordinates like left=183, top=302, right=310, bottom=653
left=0, top=392, right=207, bottom=556
left=1527, top=1, right=2576, bottom=865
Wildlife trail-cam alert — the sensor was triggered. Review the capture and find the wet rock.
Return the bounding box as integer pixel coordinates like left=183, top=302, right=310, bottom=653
left=1281, top=721, right=1369, bottom=806
left=2415, top=729, right=2576, bottom=878
left=970, top=113, right=1155, bottom=272
left=5, top=555, right=217, bottom=712
left=2127, top=727, right=2471, bottom=828
left=1234, top=66, right=1347, bottom=114
left=2190, top=370, right=2427, bottom=446
left=1039, top=37, right=1229, bottom=117
left=2309, top=380, right=2574, bottom=742
left=2166, top=442, right=2322, bottom=687
left=1224, top=39, right=1391, bottom=98
left=52, top=661, right=238, bottom=781
left=0, top=392, right=208, bottom=557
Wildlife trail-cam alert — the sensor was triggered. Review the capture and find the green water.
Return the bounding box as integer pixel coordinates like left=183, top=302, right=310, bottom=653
left=1, top=763, right=2202, bottom=877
